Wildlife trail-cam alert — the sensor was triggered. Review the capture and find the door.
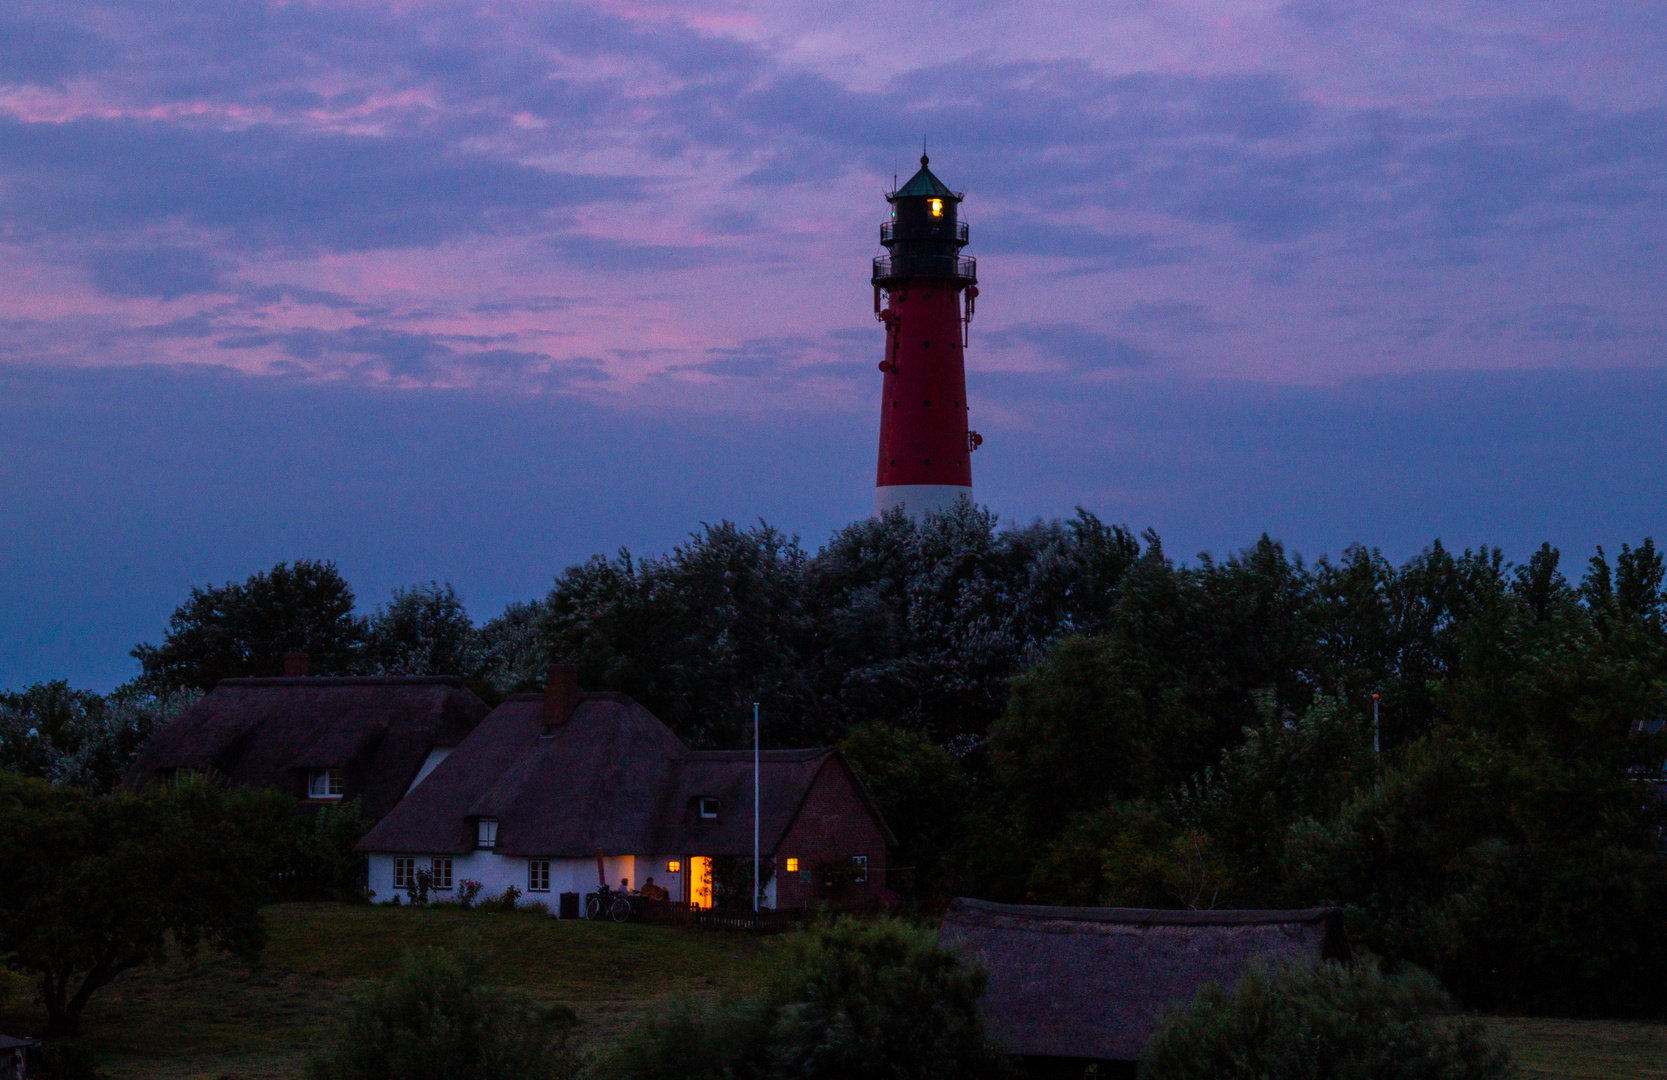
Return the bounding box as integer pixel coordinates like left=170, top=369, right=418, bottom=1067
left=689, top=856, right=713, bottom=909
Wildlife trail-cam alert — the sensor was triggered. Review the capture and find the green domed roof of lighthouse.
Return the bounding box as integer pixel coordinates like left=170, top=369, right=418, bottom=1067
left=891, top=154, right=959, bottom=201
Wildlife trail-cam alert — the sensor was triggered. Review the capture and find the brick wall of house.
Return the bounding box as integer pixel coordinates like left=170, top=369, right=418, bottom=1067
left=773, top=758, right=890, bottom=910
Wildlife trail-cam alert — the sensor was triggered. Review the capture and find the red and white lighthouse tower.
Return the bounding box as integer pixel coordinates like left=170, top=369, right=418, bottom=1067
left=872, top=155, right=981, bottom=517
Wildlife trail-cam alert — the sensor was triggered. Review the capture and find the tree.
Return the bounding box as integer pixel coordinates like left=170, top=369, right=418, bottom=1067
left=1026, top=801, right=1231, bottom=910
left=362, top=581, right=484, bottom=678
left=0, top=772, right=288, bottom=1035
left=478, top=599, right=550, bottom=692
left=0, top=681, right=200, bottom=794
left=1141, top=959, right=1516, bottom=1080
left=308, top=945, right=579, bottom=1080
left=838, top=722, right=973, bottom=903
left=543, top=522, right=814, bottom=748
left=277, top=798, right=373, bottom=901
left=132, top=559, right=365, bottom=691
left=1178, top=694, right=1377, bottom=904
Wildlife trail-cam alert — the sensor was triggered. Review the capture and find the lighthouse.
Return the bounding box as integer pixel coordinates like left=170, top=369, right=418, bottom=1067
left=872, top=155, right=981, bottom=517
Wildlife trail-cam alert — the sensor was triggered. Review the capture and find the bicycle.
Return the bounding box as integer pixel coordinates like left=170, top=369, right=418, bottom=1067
left=584, top=889, right=634, bottom=922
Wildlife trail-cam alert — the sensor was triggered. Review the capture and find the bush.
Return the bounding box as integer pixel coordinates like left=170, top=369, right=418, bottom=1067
left=1140, top=959, right=1517, bottom=1080
left=604, top=997, right=777, bottom=1080
left=309, top=945, right=579, bottom=1080
left=278, top=798, right=371, bottom=901
left=597, top=916, right=1008, bottom=1080
left=769, top=916, right=1009, bottom=1080
left=484, top=885, right=522, bottom=912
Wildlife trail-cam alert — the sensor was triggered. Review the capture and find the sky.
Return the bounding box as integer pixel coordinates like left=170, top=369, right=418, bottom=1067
left=1, top=1, right=1664, bottom=690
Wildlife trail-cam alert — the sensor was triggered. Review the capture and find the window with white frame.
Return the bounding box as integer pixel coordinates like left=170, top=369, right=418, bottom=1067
left=699, top=797, right=720, bottom=819
left=308, top=768, right=344, bottom=798
left=852, top=855, right=868, bottom=883
left=394, top=857, right=415, bottom=889
left=432, top=858, right=453, bottom=889
left=477, top=817, right=498, bottom=848
left=528, top=860, right=550, bottom=892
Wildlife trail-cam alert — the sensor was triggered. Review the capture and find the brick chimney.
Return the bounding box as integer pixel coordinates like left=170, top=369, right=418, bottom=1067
left=543, top=664, right=581, bottom=731
left=283, top=652, right=310, bottom=677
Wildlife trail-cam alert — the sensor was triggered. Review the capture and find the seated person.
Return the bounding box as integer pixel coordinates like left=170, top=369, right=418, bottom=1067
left=640, top=876, right=670, bottom=902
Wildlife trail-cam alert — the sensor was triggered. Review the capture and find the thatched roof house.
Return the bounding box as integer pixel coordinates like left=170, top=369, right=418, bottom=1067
left=941, top=898, right=1350, bottom=1074
left=124, top=675, right=490, bottom=821
left=355, top=666, right=895, bottom=911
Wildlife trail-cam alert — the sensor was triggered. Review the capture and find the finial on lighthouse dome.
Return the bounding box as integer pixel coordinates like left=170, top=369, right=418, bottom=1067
left=921, top=152, right=929, bottom=167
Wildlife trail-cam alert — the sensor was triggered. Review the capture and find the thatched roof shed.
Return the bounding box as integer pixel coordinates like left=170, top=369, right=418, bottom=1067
left=941, top=898, right=1350, bottom=1065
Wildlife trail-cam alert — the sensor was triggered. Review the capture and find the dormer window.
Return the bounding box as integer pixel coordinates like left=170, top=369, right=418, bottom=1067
left=308, top=768, right=344, bottom=799
left=699, top=797, right=721, bottom=819
left=477, top=817, right=498, bottom=848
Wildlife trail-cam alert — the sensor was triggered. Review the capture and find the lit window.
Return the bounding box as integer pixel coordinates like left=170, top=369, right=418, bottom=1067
left=394, top=857, right=415, bottom=888
left=308, top=768, right=344, bottom=798
left=785, top=858, right=799, bottom=873
left=699, top=798, right=720, bottom=819
left=477, top=818, right=498, bottom=848
left=852, top=855, right=868, bottom=883
left=528, top=860, right=550, bottom=892
left=432, top=858, right=453, bottom=889
left=667, top=860, right=682, bottom=873
left=928, top=198, right=943, bottom=218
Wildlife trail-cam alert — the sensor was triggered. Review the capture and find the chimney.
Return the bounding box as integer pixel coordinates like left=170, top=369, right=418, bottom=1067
left=283, top=652, right=310, bottom=677
left=543, top=664, right=581, bottom=731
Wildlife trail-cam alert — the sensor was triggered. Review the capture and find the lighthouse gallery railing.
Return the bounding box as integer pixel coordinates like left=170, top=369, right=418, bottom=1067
left=872, top=254, right=977, bottom=282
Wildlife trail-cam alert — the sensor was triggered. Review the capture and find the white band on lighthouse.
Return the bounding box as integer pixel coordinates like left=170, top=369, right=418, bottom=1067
left=876, top=484, right=974, bottom=517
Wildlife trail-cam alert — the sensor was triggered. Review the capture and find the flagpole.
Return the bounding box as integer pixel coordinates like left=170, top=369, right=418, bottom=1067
left=753, top=701, right=760, bottom=914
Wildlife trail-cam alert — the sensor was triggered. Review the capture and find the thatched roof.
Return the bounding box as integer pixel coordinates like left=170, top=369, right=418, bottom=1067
left=124, top=676, right=490, bottom=821
left=356, top=692, right=894, bottom=857
left=941, top=898, right=1350, bottom=1062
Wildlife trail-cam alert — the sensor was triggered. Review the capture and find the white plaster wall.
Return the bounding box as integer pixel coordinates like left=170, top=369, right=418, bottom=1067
left=404, top=747, right=451, bottom=794
left=366, top=850, right=778, bottom=912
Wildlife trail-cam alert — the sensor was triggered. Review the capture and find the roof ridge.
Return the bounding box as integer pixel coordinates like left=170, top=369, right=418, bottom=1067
left=218, top=676, right=469, bottom=688
left=686, top=747, right=829, bottom=760
left=948, top=897, right=1340, bottom=926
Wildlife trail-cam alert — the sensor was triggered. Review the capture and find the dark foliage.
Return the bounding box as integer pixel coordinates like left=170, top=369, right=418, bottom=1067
left=83, top=515, right=1667, bottom=1017
left=362, top=582, right=486, bottom=680
left=276, top=798, right=373, bottom=901
left=597, top=917, right=1008, bottom=1080
left=0, top=681, right=197, bottom=794
left=0, top=772, right=288, bottom=1035
left=132, top=559, right=365, bottom=691
left=542, top=507, right=1139, bottom=748
left=838, top=722, right=975, bottom=901
left=1141, top=959, right=1517, bottom=1080
left=308, top=945, right=579, bottom=1080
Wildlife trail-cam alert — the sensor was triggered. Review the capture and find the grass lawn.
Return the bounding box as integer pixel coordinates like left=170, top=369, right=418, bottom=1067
left=1484, top=1016, right=1667, bottom=1080
left=0, top=902, right=784, bottom=1079
left=2, top=902, right=1663, bottom=1079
